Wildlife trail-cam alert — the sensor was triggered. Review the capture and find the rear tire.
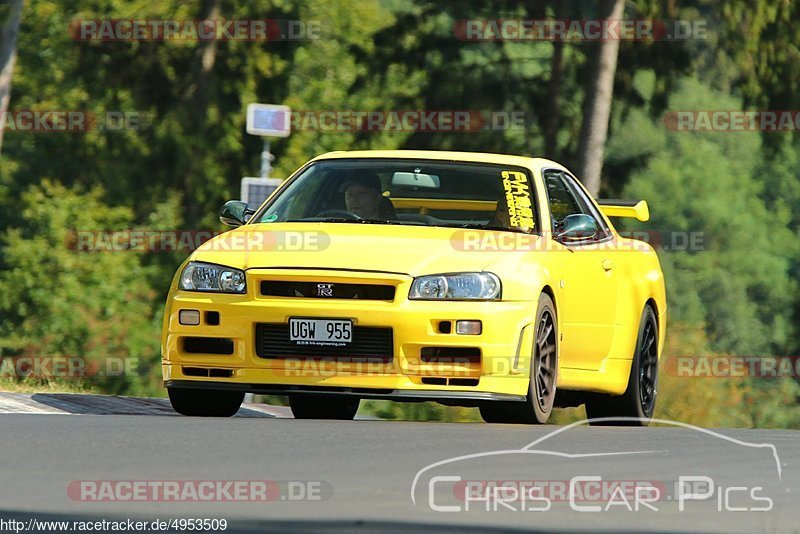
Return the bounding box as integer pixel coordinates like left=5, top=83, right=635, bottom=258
left=289, top=395, right=359, bottom=420
left=480, top=293, right=557, bottom=424
left=585, top=305, right=659, bottom=426
left=167, top=387, right=244, bottom=417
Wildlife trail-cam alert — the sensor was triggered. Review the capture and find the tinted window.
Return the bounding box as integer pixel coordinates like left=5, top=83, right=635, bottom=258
left=544, top=170, right=610, bottom=241
left=544, top=171, right=585, bottom=226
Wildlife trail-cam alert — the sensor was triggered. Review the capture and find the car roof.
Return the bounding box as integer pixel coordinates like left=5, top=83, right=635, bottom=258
left=310, top=150, right=566, bottom=172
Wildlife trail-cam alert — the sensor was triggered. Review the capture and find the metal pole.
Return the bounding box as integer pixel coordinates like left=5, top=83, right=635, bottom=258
left=260, top=138, right=271, bottom=178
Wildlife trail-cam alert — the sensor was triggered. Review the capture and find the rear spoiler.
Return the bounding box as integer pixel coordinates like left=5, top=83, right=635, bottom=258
left=596, top=199, right=650, bottom=222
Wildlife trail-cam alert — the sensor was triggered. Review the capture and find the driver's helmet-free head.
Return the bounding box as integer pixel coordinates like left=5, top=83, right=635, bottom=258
left=336, top=171, right=397, bottom=220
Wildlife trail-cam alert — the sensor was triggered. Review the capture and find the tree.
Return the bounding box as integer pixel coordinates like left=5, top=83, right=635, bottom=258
left=0, top=0, right=22, bottom=155
left=543, top=0, right=566, bottom=159
left=0, top=181, right=178, bottom=395
left=575, top=0, right=624, bottom=196
left=617, top=77, right=796, bottom=355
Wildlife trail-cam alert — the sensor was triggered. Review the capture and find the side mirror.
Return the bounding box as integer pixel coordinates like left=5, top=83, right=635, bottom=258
left=219, top=200, right=253, bottom=227
left=557, top=214, right=598, bottom=241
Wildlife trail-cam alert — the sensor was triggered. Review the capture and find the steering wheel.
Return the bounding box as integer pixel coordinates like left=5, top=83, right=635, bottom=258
left=314, top=209, right=363, bottom=220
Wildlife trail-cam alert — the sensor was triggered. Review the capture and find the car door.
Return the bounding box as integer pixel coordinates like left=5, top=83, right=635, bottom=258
left=543, top=169, right=618, bottom=370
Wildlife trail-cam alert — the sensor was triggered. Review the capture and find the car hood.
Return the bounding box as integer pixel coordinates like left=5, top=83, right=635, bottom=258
left=191, top=222, right=519, bottom=276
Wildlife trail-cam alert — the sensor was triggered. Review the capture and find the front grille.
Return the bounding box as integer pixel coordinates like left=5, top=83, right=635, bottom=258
left=182, top=366, right=234, bottom=378
left=260, top=281, right=395, bottom=301
left=182, top=337, right=234, bottom=355
left=420, top=347, right=481, bottom=364
left=255, top=323, right=394, bottom=362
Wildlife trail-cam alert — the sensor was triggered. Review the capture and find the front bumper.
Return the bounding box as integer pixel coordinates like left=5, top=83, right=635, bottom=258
left=161, top=268, right=534, bottom=400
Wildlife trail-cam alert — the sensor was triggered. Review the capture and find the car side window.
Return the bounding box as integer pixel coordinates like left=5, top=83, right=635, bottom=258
left=543, top=170, right=610, bottom=242
left=544, top=170, right=584, bottom=227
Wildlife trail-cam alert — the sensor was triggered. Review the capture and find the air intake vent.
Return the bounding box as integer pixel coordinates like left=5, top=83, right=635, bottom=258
left=261, top=281, right=395, bottom=301
left=420, top=347, right=481, bottom=364
left=182, top=337, right=234, bottom=355
left=182, top=367, right=234, bottom=378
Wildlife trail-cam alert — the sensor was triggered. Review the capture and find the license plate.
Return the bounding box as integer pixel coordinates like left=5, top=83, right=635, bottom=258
left=289, top=318, right=352, bottom=346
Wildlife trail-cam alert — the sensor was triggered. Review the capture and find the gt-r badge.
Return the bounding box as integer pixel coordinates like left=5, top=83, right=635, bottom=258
left=317, top=283, right=334, bottom=297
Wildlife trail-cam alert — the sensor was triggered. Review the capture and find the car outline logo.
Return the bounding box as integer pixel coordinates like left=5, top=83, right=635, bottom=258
left=410, top=417, right=784, bottom=505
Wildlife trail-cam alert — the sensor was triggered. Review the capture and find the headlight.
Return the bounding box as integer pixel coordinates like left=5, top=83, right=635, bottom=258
left=179, top=262, right=247, bottom=293
left=409, top=272, right=501, bottom=300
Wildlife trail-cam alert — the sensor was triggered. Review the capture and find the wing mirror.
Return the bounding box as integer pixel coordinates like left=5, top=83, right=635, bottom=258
left=557, top=214, right=598, bottom=241
left=219, top=200, right=254, bottom=227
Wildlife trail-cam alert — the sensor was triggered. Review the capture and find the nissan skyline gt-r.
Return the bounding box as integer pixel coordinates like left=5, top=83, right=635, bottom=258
left=161, top=150, right=666, bottom=425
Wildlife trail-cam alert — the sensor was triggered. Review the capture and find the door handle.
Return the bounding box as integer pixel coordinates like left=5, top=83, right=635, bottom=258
left=602, top=259, right=614, bottom=271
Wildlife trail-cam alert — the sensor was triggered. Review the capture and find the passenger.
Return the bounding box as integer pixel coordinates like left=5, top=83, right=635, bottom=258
left=487, top=192, right=511, bottom=228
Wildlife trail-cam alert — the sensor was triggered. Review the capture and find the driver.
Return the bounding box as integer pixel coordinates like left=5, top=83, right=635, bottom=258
left=339, top=173, right=396, bottom=220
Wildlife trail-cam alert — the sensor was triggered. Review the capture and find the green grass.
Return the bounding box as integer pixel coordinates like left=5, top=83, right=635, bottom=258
left=0, top=378, right=101, bottom=394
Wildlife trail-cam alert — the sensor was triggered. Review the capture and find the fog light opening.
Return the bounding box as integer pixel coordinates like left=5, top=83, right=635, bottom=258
left=455, top=320, right=482, bottom=335
left=179, top=309, right=201, bottom=326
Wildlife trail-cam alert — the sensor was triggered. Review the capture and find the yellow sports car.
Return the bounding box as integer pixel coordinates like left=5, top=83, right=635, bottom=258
left=162, top=150, right=666, bottom=424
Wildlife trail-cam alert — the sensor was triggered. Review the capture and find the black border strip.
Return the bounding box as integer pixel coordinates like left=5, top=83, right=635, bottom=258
left=164, top=379, right=525, bottom=402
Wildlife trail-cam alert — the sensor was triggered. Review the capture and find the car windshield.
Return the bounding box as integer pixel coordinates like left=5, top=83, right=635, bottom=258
left=254, top=159, right=536, bottom=233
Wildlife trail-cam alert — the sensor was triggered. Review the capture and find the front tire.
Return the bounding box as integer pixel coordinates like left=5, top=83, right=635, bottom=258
left=167, top=387, right=244, bottom=417
left=585, top=305, right=659, bottom=426
left=480, top=293, right=557, bottom=424
left=289, top=395, right=359, bottom=420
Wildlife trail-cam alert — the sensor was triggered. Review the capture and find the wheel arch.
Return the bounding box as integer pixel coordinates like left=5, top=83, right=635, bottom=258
left=643, top=295, right=666, bottom=362
left=645, top=297, right=658, bottom=326
left=540, top=284, right=557, bottom=315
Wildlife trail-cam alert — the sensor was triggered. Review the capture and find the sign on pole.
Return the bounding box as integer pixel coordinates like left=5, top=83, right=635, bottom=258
left=240, top=177, right=283, bottom=210
left=242, top=103, right=291, bottom=217
left=246, top=104, right=291, bottom=137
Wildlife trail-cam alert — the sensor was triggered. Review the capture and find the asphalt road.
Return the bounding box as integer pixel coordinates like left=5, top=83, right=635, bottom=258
left=0, top=396, right=798, bottom=533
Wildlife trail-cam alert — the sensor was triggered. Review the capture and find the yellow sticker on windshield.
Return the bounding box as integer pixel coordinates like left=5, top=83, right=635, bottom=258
left=501, top=171, right=534, bottom=230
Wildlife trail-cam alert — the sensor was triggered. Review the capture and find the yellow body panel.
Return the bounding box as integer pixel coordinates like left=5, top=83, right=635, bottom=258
left=161, top=150, right=667, bottom=401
